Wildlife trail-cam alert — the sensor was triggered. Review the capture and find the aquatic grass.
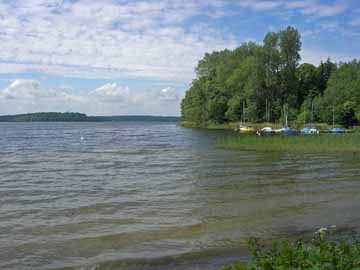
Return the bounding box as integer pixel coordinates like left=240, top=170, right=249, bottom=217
left=218, top=133, right=360, bottom=153
left=180, top=121, right=238, bottom=130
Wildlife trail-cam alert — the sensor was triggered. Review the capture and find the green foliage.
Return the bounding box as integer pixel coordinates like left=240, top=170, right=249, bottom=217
left=208, top=96, right=228, bottom=123
left=226, top=94, right=243, bottom=121
left=222, top=231, right=360, bottom=270
left=182, top=26, right=359, bottom=127
left=317, top=61, right=360, bottom=127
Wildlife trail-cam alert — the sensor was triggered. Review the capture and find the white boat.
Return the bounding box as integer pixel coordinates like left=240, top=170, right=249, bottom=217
left=257, top=127, right=275, bottom=135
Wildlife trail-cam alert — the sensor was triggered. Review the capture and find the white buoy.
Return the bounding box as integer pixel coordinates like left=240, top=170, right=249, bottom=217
left=80, top=136, right=84, bottom=141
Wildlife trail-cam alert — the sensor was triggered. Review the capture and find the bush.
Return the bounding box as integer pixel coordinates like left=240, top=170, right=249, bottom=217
left=222, top=228, right=360, bottom=270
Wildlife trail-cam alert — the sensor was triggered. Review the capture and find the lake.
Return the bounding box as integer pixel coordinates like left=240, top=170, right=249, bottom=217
left=1, top=122, right=360, bottom=270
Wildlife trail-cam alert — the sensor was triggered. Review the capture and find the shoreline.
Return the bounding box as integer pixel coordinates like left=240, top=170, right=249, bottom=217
left=181, top=121, right=360, bottom=154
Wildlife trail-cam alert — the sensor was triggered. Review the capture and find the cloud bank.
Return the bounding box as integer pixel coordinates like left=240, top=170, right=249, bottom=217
left=0, top=79, right=180, bottom=116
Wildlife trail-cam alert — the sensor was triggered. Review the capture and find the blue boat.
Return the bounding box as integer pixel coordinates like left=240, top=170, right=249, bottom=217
left=282, top=127, right=294, bottom=134
left=331, top=127, right=343, bottom=133
left=300, top=127, right=310, bottom=134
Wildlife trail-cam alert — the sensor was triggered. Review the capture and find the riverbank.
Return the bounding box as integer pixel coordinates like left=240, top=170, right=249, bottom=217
left=218, top=133, right=360, bottom=153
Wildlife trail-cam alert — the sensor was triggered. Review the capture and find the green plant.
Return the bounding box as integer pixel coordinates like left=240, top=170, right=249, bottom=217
left=222, top=229, right=360, bottom=270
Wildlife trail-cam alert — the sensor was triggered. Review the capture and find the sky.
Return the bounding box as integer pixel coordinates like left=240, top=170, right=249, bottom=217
left=0, top=0, right=359, bottom=116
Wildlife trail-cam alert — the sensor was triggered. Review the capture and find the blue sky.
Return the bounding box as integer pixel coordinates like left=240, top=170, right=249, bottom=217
left=0, top=0, right=359, bottom=116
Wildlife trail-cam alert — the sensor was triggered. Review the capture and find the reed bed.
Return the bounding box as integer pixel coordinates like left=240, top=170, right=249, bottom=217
left=218, top=133, right=360, bottom=153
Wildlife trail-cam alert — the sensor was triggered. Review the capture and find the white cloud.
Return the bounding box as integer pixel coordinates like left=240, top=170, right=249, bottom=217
left=158, top=87, right=179, bottom=101
left=239, top=0, right=283, bottom=11
left=297, top=2, right=346, bottom=17
left=1, top=79, right=42, bottom=99
left=238, top=0, right=348, bottom=18
left=0, top=79, right=181, bottom=115
left=0, top=0, right=236, bottom=82
left=89, top=83, right=131, bottom=103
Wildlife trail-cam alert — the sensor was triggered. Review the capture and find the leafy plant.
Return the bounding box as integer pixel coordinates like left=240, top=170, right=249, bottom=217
left=222, top=229, right=360, bottom=270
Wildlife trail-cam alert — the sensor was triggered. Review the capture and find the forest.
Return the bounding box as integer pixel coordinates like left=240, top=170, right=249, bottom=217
left=181, top=26, right=360, bottom=127
left=0, top=112, right=179, bottom=122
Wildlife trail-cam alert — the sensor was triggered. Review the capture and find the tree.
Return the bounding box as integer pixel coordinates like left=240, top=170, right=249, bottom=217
left=318, top=60, right=360, bottom=126
left=296, top=63, right=318, bottom=104
left=279, top=26, right=301, bottom=110
left=317, top=58, right=337, bottom=94
left=181, top=26, right=359, bottom=127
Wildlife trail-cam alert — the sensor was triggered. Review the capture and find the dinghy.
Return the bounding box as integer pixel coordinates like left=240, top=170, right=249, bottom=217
left=282, top=127, right=294, bottom=134
left=331, top=127, right=343, bottom=133
left=239, top=126, right=256, bottom=133
left=301, top=127, right=319, bottom=134
left=257, top=127, right=275, bottom=135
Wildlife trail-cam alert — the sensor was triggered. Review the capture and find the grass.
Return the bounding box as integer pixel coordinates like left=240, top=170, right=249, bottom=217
left=222, top=229, right=360, bottom=270
left=180, top=121, right=238, bottom=130
left=218, top=133, right=360, bottom=153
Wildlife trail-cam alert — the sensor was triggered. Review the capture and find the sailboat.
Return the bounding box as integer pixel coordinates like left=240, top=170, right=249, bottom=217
left=301, top=100, right=319, bottom=134
left=239, top=102, right=255, bottom=133
left=282, top=103, right=294, bottom=134
left=330, top=105, right=343, bottom=133
left=274, top=103, right=294, bottom=134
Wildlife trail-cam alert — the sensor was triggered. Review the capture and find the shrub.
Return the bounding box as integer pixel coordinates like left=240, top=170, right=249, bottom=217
left=222, top=229, right=360, bottom=270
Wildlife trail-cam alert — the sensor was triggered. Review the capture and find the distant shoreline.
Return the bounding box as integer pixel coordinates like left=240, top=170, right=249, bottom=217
left=0, top=112, right=180, bottom=122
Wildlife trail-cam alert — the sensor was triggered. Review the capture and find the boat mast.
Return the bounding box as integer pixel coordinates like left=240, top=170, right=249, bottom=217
left=265, top=99, right=268, bottom=123
left=266, top=99, right=270, bottom=123
left=268, top=101, right=271, bottom=123
left=310, top=99, right=314, bottom=127
left=283, top=103, right=288, bottom=127
left=240, top=102, right=242, bottom=127
left=243, top=101, right=246, bottom=125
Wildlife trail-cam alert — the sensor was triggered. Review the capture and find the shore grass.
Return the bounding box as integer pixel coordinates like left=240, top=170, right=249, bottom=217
left=218, top=133, right=360, bottom=153
left=180, top=121, right=238, bottom=130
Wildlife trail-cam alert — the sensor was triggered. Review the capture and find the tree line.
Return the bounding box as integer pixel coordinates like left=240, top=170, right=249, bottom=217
left=181, top=26, right=360, bottom=127
left=0, top=112, right=180, bottom=122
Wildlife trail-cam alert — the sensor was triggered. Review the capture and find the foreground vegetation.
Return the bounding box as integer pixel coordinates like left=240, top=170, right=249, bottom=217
left=218, top=133, right=360, bottom=153
left=181, top=26, right=360, bottom=128
left=222, top=229, right=360, bottom=270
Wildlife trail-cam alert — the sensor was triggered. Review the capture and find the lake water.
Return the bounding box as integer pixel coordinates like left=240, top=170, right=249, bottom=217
left=1, top=122, right=360, bottom=270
